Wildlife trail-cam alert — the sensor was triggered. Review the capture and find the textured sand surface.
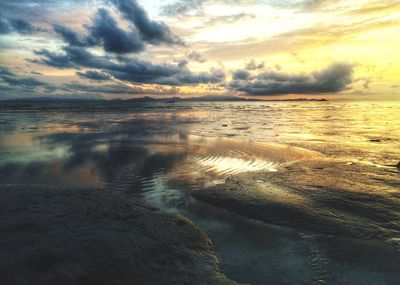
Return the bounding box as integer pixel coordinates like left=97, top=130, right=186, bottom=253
left=193, top=160, right=400, bottom=240
left=0, top=185, right=239, bottom=285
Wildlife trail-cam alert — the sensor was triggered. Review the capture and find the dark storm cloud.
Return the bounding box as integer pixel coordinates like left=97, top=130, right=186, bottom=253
left=64, top=82, right=179, bottom=95
left=77, top=70, right=112, bottom=81
left=0, top=84, right=14, bottom=90
left=9, top=19, right=39, bottom=34
left=230, top=63, right=354, bottom=95
left=232, top=70, right=250, bottom=80
left=103, top=60, right=182, bottom=84
left=32, top=46, right=99, bottom=68
left=109, top=0, right=184, bottom=45
left=50, top=1, right=182, bottom=55
left=231, top=59, right=265, bottom=80
left=26, top=0, right=222, bottom=95
left=53, top=25, right=89, bottom=47
left=155, top=68, right=225, bottom=86
left=0, top=75, right=47, bottom=88
left=106, top=60, right=225, bottom=86
left=0, top=66, right=15, bottom=76
left=89, top=8, right=145, bottom=53
left=53, top=9, right=144, bottom=54
left=34, top=46, right=225, bottom=86
left=0, top=65, right=57, bottom=98
left=33, top=45, right=120, bottom=70
left=0, top=14, right=43, bottom=35
left=33, top=49, right=76, bottom=69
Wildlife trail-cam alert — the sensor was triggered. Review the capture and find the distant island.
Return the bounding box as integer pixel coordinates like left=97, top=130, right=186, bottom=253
left=1, top=95, right=328, bottom=103
left=121, top=96, right=328, bottom=102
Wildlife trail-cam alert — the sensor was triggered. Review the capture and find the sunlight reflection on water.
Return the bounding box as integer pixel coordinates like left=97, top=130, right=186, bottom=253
left=194, top=156, right=278, bottom=174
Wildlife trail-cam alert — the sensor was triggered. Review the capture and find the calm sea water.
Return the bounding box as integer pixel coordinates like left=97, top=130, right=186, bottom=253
left=1, top=100, right=399, bottom=284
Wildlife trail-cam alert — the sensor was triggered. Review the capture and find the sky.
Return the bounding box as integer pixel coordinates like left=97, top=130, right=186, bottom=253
left=0, top=0, right=399, bottom=100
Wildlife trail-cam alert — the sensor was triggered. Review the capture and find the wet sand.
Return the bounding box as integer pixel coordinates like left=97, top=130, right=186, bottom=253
left=0, top=185, right=239, bottom=285
left=2, top=101, right=400, bottom=284
left=193, top=159, right=400, bottom=240
left=191, top=157, right=400, bottom=284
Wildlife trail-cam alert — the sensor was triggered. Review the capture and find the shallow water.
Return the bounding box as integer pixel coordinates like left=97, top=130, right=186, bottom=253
left=1, top=100, right=400, bottom=284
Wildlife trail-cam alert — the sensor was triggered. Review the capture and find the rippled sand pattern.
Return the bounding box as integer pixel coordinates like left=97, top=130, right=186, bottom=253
left=194, top=156, right=278, bottom=174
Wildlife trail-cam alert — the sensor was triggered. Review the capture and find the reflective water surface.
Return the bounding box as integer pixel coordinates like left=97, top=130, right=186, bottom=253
left=1, top=101, right=399, bottom=284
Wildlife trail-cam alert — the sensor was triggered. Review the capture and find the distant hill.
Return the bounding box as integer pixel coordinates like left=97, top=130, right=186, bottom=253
left=1, top=95, right=328, bottom=103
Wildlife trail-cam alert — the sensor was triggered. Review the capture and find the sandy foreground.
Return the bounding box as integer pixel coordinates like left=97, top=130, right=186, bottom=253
left=1, top=146, right=399, bottom=285
left=0, top=185, right=239, bottom=285
left=193, top=159, right=400, bottom=240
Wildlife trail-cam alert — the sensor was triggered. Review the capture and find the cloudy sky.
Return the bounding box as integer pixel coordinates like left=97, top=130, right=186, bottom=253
left=0, top=0, right=399, bottom=100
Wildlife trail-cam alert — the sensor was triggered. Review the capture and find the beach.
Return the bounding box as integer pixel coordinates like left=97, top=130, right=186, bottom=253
left=1, top=100, right=400, bottom=284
